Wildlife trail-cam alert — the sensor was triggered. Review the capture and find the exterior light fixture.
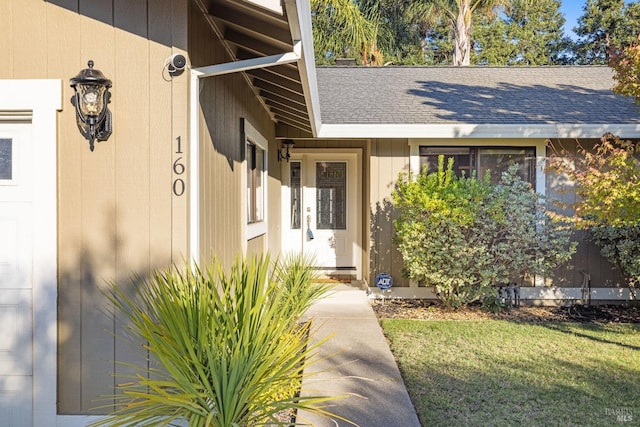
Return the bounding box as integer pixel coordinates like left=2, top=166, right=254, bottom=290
left=70, top=60, right=112, bottom=151
left=278, top=139, right=294, bottom=162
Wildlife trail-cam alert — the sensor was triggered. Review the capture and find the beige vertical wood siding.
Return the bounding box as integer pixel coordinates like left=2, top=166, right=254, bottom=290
left=189, top=6, right=276, bottom=271
left=368, top=139, right=411, bottom=286
left=2, top=0, right=190, bottom=414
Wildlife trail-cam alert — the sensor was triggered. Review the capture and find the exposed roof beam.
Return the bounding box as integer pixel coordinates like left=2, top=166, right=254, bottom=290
left=192, top=44, right=301, bottom=79
left=211, top=3, right=291, bottom=45
left=246, top=68, right=304, bottom=94
left=224, top=27, right=292, bottom=56
left=253, top=79, right=306, bottom=104
left=260, top=90, right=307, bottom=109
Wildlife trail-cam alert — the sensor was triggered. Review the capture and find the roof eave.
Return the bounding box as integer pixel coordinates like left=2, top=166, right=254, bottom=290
left=283, top=0, right=321, bottom=137
left=316, top=123, right=640, bottom=139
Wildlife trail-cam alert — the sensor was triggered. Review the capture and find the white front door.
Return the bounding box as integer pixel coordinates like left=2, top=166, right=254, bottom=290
left=0, top=123, right=34, bottom=427
left=282, top=150, right=362, bottom=279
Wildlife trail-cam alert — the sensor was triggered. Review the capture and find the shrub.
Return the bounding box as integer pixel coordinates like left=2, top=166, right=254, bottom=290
left=91, top=254, right=341, bottom=427
left=392, top=156, right=575, bottom=308
left=548, top=134, right=640, bottom=293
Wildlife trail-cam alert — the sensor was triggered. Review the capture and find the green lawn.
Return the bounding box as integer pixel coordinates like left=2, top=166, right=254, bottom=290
left=380, top=320, right=640, bottom=427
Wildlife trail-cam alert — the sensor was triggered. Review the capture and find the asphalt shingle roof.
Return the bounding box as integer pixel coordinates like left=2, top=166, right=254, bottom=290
left=316, top=66, right=640, bottom=126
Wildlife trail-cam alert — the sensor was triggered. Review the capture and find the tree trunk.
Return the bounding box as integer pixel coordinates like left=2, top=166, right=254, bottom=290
left=453, top=0, right=472, bottom=66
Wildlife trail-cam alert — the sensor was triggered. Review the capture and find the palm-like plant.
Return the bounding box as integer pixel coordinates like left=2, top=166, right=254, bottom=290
left=91, top=254, right=343, bottom=426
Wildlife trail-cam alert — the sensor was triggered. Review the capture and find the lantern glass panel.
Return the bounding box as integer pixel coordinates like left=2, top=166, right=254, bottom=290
left=78, top=84, right=106, bottom=117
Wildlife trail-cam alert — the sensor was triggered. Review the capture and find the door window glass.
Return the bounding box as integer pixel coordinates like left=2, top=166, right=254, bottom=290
left=290, top=161, right=301, bottom=229
left=0, top=139, right=11, bottom=180
left=316, top=162, right=346, bottom=230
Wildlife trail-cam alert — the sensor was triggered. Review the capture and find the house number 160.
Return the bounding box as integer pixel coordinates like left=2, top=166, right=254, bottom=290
left=173, top=136, right=186, bottom=196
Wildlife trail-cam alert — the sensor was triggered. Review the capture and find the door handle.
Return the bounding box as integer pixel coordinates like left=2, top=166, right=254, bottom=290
left=306, top=213, right=314, bottom=240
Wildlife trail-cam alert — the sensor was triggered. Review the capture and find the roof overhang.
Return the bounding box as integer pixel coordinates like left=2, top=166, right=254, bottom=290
left=315, top=123, right=640, bottom=139
left=194, top=0, right=320, bottom=136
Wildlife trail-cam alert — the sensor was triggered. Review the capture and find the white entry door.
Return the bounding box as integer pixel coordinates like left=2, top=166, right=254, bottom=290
left=0, top=123, right=34, bottom=427
left=282, top=150, right=362, bottom=279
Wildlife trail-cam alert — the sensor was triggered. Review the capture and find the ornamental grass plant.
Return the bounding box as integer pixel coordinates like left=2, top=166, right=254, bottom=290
left=91, top=254, right=340, bottom=427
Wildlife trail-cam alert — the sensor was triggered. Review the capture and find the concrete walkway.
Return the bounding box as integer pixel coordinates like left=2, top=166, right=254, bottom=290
left=297, top=284, right=422, bottom=427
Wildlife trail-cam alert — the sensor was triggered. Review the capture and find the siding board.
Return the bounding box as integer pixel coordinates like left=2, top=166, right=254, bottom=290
left=46, top=0, right=85, bottom=413
left=0, top=1, right=13, bottom=78
left=170, top=0, right=189, bottom=261
left=13, top=0, right=46, bottom=77
left=149, top=0, right=174, bottom=268
left=78, top=0, right=117, bottom=412
left=113, top=0, right=151, bottom=406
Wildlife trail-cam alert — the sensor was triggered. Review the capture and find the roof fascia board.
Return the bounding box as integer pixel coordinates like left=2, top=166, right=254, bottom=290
left=316, top=124, right=640, bottom=139
left=284, top=0, right=321, bottom=136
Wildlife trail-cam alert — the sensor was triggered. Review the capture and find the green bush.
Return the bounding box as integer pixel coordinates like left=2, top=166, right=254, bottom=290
left=392, top=156, right=575, bottom=308
left=591, top=223, right=640, bottom=290
left=91, top=254, right=341, bottom=427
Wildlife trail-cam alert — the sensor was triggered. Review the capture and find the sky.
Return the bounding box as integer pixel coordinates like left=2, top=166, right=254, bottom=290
left=560, top=0, right=635, bottom=40
left=560, top=1, right=585, bottom=39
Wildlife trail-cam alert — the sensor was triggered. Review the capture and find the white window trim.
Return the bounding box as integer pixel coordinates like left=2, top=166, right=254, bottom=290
left=242, top=119, right=268, bottom=243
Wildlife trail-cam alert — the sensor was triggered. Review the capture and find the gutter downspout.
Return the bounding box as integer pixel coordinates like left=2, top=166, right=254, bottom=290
left=188, top=47, right=302, bottom=266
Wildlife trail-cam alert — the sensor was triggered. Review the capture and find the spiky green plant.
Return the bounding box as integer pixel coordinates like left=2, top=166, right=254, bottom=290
left=91, top=254, right=343, bottom=427
left=271, top=252, right=334, bottom=322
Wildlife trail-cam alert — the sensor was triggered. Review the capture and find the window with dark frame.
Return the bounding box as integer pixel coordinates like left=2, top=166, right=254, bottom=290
left=290, top=161, right=301, bottom=229
left=419, top=146, right=536, bottom=187
left=246, top=141, right=264, bottom=224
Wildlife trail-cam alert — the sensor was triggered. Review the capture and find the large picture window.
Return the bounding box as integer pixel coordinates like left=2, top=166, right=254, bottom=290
left=419, top=146, right=536, bottom=187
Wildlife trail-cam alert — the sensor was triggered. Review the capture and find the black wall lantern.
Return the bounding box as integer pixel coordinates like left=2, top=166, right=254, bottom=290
left=277, top=139, right=294, bottom=162
left=70, top=60, right=112, bottom=151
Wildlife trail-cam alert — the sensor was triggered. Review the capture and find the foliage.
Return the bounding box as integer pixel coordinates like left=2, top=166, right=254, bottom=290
left=573, top=0, right=640, bottom=64
left=472, top=0, right=571, bottom=65
left=90, top=254, right=342, bottom=427
left=591, top=224, right=640, bottom=288
left=548, top=134, right=640, bottom=287
left=271, top=252, right=335, bottom=321
left=382, top=319, right=640, bottom=426
left=392, top=156, right=574, bottom=308
left=311, top=0, right=377, bottom=65
left=356, top=0, right=436, bottom=65
left=610, top=34, right=640, bottom=105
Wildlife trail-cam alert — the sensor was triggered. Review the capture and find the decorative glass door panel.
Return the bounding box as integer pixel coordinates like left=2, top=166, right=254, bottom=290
left=316, top=162, right=346, bottom=230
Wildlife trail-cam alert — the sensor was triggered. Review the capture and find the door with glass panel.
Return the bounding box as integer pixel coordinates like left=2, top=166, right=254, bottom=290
left=282, top=151, right=362, bottom=279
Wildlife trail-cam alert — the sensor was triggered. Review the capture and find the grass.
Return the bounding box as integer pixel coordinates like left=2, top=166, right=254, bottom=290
left=380, top=319, right=640, bottom=427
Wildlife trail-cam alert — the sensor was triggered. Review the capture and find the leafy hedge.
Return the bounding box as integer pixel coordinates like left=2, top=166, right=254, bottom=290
left=392, top=156, right=575, bottom=307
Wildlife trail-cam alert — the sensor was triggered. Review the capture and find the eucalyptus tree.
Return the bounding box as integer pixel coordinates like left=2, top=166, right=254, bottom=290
left=430, top=0, right=508, bottom=66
